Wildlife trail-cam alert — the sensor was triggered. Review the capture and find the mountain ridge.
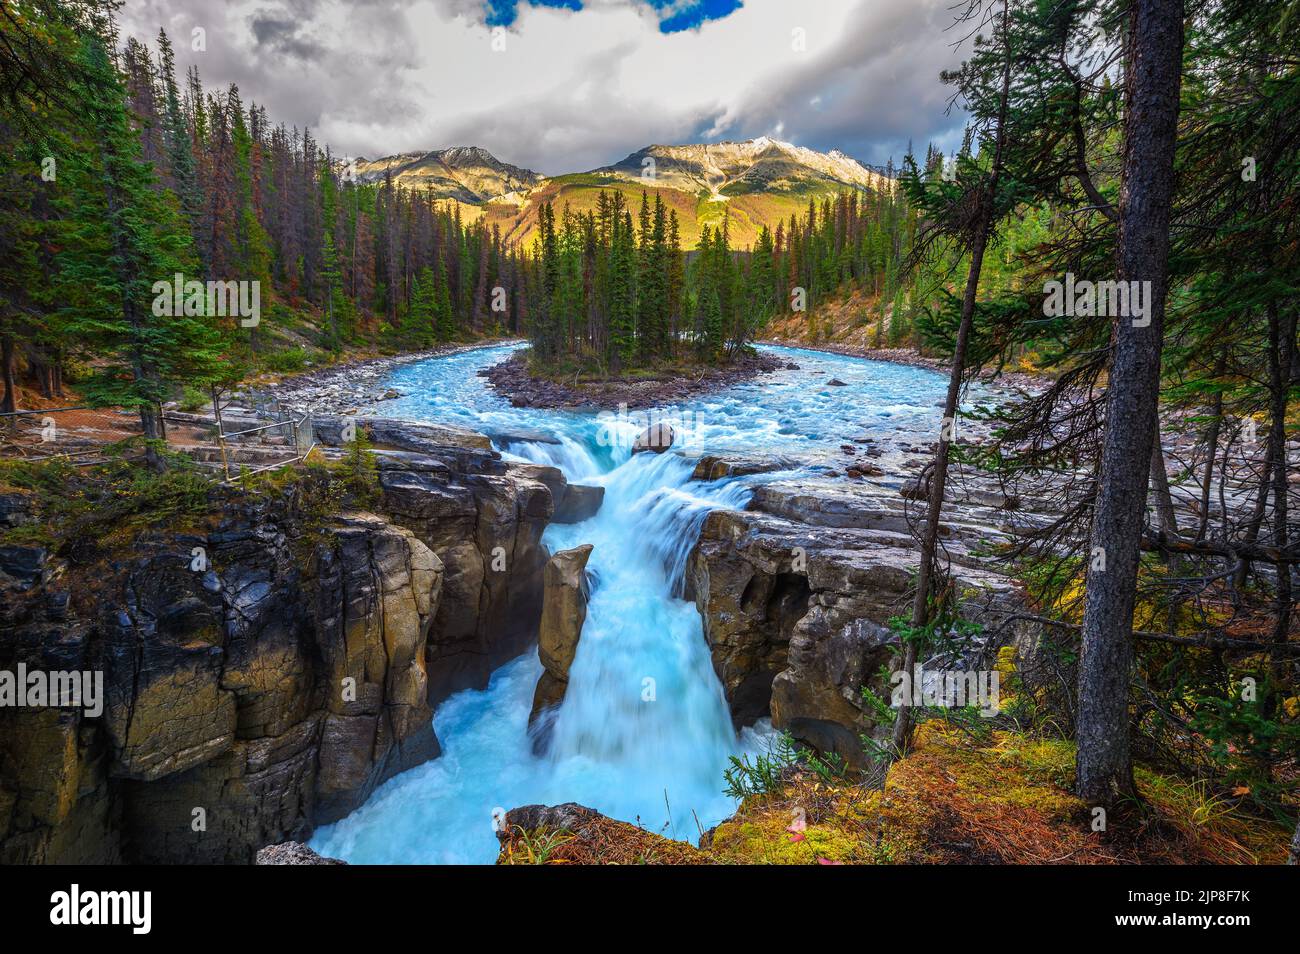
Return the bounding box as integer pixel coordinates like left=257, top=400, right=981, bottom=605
left=353, top=137, right=895, bottom=247
left=352, top=146, right=543, bottom=204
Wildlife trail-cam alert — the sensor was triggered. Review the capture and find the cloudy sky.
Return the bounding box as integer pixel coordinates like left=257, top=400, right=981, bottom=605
left=119, top=0, right=970, bottom=174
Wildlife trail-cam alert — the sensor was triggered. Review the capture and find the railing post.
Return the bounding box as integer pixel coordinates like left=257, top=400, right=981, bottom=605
left=212, top=389, right=231, bottom=480
left=295, top=412, right=313, bottom=458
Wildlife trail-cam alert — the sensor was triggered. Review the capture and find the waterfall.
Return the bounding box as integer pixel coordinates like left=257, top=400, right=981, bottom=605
left=311, top=418, right=770, bottom=863
left=310, top=342, right=948, bottom=864
left=535, top=451, right=751, bottom=834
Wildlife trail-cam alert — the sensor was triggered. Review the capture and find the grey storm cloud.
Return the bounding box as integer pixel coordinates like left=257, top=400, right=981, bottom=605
left=710, top=0, right=969, bottom=163
left=249, top=16, right=327, bottom=62
left=118, top=0, right=968, bottom=173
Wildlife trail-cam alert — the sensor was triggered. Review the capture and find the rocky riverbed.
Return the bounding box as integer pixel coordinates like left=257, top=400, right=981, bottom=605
left=758, top=338, right=1049, bottom=393
left=255, top=339, right=524, bottom=415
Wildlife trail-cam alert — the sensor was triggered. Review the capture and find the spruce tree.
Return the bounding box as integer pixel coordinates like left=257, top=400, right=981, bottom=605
left=54, top=34, right=224, bottom=468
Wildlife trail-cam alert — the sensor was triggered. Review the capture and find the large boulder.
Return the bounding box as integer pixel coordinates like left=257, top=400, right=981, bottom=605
left=632, top=422, right=675, bottom=454
left=691, top=454, right=799, bottom=482
left=553, top=484, right=604, bottom=524
left=309, top=515, right=444, bottom=823
left=375, top=453, right=556, bottom=705
left=529, top=545, right=594, bottom=749
left=686, top=510, right=809, bottom=727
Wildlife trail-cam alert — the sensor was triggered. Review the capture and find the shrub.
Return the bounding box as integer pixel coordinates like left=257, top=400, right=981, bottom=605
left=261, top=346, right=310, bottom=374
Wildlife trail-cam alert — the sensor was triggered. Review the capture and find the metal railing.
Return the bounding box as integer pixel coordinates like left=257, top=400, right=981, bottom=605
left=218, top=411, right=317, bottom=484
left=2, top=402, right=319, bottom=481
left=0, top=405, right=145, bottom=465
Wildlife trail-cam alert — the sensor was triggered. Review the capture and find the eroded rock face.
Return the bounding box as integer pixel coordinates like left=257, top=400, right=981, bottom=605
left=0, top=441, right=557, bottom=864
left=553, top=484, right=604, bottom=524
left=687, top=511, right=809, bottom=727
left=687, top=471, right=1032, bottom=767
left=0, top=491, right=49, bottom=590
left=0, top=509, right=442, bottom=864
left=529, top=545, right=593, bottom=749
left=374, top=451, right=554, bottom=705
left=310, top=515, right=443, bottom=823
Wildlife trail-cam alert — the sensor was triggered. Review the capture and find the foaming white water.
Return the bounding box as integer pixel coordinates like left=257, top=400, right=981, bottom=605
left=544, top=453, right=744, bottom=790
left=311, top=342, right=949, bottom=864
left=501, top=432, right=605, bottom=481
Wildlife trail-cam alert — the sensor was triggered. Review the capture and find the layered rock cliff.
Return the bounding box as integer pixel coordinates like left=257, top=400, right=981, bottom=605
left=0, top=432, right=556, bottom=864
left=528, top=544, right=594, bottom=750
left=687, top=465, right=1043, bottom=767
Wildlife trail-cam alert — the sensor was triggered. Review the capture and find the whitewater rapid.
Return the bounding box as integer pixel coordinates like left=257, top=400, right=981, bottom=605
left=310, top=342, right=948, bottom=863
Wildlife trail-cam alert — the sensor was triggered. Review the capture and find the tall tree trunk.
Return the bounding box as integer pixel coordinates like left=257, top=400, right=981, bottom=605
left=893, top=0, right=1012, bottom=756
left=1196, top=351, right=1227, bottom=540
left=28, top=351, right=53, bottom=398
left=1235, top=421, right=1276, bottom=591
left=1, top=332, right=16, bottom=419
left=1150, top=414, right=1180, bottom=635
left=1076, top=0, right=1184, bottom=807
left=1149, top=414, right=1178, bottom=536
left=137, top=400, right=164, bottom=470
left=1264, top=302, right=1294, bottom=719
left=892, top=226, right=992, bottom=755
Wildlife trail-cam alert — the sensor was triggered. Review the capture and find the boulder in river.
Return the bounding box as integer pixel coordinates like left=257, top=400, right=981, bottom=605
left=554, top=484, right=605, bottom=524
left=632, top=421, right=675, bottom=454
left=691, top=453, right=799, bottom=481
left=529, top=545, right=594, bottom=751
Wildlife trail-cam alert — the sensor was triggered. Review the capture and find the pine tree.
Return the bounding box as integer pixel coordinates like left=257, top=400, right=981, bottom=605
left=55, top=34, right=224, bottom=468
left=155, top=29, right=202, bottom=247
left=397, top=265, right=437, bottom=350
left=431, top=253, right=454, bottom=342
left=319, top=230, right=351, bottom=350
left=607, top=207, right=636, bottom=370
left=665, top=209, right=684, bottom=359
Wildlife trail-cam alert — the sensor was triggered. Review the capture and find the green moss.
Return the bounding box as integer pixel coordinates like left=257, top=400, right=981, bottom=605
left=711, top=818, right=855, bottom=864
left=0, top=450, right=214, bottom=556
left=703, top=722, right=1291, bottom=865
